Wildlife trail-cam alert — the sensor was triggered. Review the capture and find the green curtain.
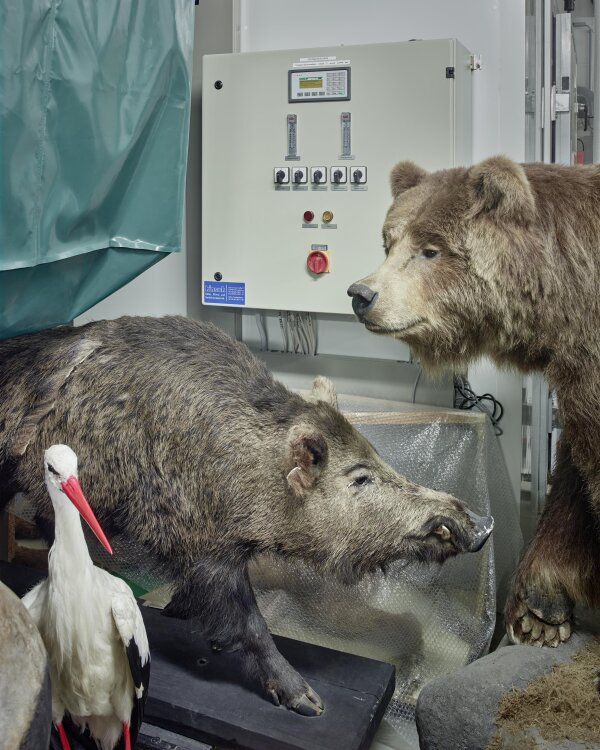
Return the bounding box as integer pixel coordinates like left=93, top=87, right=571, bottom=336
left=0, top=0, right=194, bottom=338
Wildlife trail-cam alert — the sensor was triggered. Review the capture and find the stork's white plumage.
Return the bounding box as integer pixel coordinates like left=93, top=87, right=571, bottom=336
left=22, top=445, right=150, bottom=750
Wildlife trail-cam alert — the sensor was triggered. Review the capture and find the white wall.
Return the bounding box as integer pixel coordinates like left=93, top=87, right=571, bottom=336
left=237, top=0, right=525, bottom=503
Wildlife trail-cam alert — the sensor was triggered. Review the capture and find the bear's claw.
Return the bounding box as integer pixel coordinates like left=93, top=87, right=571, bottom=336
left=506, top=588, right=573, bottom=648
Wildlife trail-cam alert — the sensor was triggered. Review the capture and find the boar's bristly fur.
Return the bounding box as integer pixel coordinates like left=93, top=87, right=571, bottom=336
left=0, top=315, right=491, bottom=715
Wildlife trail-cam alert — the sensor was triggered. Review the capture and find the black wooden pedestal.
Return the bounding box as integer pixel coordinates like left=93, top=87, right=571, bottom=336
left=1, top=562, right=395, bottom=750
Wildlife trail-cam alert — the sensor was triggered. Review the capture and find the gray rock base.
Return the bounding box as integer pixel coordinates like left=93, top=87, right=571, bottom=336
left=415, top=632, right=599, bottom=750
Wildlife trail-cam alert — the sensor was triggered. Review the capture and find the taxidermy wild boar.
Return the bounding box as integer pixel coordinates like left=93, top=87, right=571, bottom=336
left=0, top=316, right=493, bottom=715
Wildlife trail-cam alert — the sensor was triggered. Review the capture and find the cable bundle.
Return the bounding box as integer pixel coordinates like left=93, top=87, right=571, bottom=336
left=276, top=311, right=317, bottom=355
left=454, top=375, right=504, bottom=436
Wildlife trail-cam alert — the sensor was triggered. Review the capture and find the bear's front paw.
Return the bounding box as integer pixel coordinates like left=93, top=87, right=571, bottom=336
left=265, top=670, right=324, bottom=717
left=505, top=587, right=573, bottom=647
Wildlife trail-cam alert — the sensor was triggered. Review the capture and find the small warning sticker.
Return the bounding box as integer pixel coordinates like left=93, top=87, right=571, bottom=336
left=204, top=281, right=245, bottom=305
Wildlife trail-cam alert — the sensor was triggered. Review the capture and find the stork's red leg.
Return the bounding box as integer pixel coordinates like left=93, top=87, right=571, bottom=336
left=123, top=722, right=131, bottom=750
left=56, top=723, right=71, bottom=750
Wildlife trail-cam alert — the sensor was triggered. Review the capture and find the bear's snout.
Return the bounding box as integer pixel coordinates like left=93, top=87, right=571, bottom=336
left=347, top=283, right=378, bottom=320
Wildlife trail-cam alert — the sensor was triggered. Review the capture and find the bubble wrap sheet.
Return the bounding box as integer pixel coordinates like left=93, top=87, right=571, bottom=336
left=250, top=395, right=522, bottom=748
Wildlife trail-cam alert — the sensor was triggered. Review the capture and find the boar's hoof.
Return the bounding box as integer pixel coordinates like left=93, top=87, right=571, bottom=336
left=266, top=676, right=323, bottom=717
left=292, top=689, right=324, bottom=717
left=505, top=586, right=573, bottom=648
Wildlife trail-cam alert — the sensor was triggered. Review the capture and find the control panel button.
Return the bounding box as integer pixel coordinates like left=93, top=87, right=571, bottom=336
left=307, top=250, right=329, bottom=274
left=331, top=166, right=347, bottom=184
left=273, top=167, right=290, bottom=184
left=303, top=210, right=315, bottom=223
left=310, top=166, right=327, bottom=184
left=351, top=166, right=367, bottom=184
left=322, top=210, right=334, bottom=224
left=292, top=167, right=308, bottom=184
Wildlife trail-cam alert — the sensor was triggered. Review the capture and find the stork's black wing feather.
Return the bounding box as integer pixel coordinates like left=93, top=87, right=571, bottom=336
left=118, top=635, right=151, bottom=749
left=111, top=586, right=151, bottom=750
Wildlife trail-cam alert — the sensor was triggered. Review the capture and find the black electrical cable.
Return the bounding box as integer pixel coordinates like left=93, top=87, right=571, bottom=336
left=454, top=375, right=504, bottom=436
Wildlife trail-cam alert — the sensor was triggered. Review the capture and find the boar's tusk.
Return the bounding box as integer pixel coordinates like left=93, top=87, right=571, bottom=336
left=433, top=525, right=451, bottom=541
left=286, top=466, right=302, bottom=481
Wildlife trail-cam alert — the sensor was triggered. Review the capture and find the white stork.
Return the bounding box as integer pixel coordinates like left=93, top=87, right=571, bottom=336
left=22, top=444, right=150, bottom=750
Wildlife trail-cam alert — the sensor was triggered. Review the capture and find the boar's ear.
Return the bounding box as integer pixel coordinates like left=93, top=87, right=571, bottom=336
left=390, top=161, right=428, bottom=199
left=285, top=424, right=328, bottom=498
left=308, top=376, right=338, bottom=409
left=468, top=156, right=536, bottom=225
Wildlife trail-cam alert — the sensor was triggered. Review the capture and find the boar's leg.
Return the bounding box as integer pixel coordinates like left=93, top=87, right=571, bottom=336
left=163, top=558, right=324, bottom=716
left=505, top=441, right=600, bottom=646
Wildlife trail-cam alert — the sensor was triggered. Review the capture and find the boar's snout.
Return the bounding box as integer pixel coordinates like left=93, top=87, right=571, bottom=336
left=413, top=502, right=494, bottom=564
left=465, top=509, right=494, bottom=552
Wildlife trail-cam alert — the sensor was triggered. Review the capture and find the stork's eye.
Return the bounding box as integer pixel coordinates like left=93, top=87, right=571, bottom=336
left=421, top=248, right=439, bottom=259
left=352, top=475, right=372, bottom=487
left=47, top=463, right=60, bottom=477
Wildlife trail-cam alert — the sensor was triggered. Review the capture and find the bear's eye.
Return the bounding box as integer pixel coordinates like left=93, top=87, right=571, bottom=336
left=421, top=248, right=439, bottom=259
left=352, top=475, right=372, bottom=487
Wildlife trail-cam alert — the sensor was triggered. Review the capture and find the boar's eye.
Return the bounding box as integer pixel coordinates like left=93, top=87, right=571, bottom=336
left=421, top=248, right=439, bottom=259
left=352, top=475, right=372, bottom=487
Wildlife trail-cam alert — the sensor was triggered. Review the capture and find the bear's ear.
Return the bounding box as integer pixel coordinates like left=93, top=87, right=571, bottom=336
left=390, top=161, right=428, bottom=199
left=468, top=156, right=535, bottom=225
left=307, top=376, right=338, bottom=409
left=285, top=424, right=328, bottom=498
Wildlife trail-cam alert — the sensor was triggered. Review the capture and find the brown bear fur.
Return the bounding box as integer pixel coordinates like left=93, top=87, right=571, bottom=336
left=348, top=156, right=600, bottom=647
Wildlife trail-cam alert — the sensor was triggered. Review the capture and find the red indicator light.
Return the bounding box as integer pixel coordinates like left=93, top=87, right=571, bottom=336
left=303, top=210, right=315, bottom=223
left=307, top=250, right=329, bottom=274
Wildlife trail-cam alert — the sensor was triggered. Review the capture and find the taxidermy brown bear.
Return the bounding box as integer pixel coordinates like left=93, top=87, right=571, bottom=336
left=349, top=156, right=600, bottom=654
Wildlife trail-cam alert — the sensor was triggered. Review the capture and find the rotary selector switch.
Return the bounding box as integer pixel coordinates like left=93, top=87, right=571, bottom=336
left=331, top=166, right=347, bottom=184
left=307, top=249, right=329, bottom=274
left=292, top=167, right=308, bottom=184
left=273, top=167, right=290, bottom=184
left=352, top=166, right=367, bottom=184
left=310, top=166, right=327, bottom=184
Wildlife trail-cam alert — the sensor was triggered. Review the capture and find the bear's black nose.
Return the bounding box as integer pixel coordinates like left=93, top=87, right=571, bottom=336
left=347, top=283, right=378, bottom=320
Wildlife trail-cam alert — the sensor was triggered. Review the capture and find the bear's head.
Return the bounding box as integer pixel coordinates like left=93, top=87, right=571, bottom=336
left=347, top=156, right=546, bottom=371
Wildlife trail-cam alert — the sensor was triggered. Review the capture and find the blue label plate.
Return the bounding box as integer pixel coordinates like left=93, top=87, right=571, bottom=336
left=204, top=281, right=245, bottom=305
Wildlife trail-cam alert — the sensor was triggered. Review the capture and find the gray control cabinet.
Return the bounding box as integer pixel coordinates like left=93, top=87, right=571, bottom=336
left=202, top=40, right=472, bottom=314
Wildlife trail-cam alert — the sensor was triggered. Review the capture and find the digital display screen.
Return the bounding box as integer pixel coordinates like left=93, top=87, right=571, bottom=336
left=289, top=67, right=351, bottom=102
left=299, top=77, right=324, bottom=89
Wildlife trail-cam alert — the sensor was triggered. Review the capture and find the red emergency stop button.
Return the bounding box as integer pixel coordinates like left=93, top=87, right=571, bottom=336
left=307, top=250, right=329, bottom=274
left=303, top=210, right=315, bottom=223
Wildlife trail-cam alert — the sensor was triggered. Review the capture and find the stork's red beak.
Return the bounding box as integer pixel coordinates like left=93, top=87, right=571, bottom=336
left=61, top=476, right=113, bottom=555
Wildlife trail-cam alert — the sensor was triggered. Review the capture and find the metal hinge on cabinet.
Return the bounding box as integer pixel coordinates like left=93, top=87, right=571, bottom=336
left=549, top=84, right=570, bottom=121
left=469, top=54, right=482, bottom=71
